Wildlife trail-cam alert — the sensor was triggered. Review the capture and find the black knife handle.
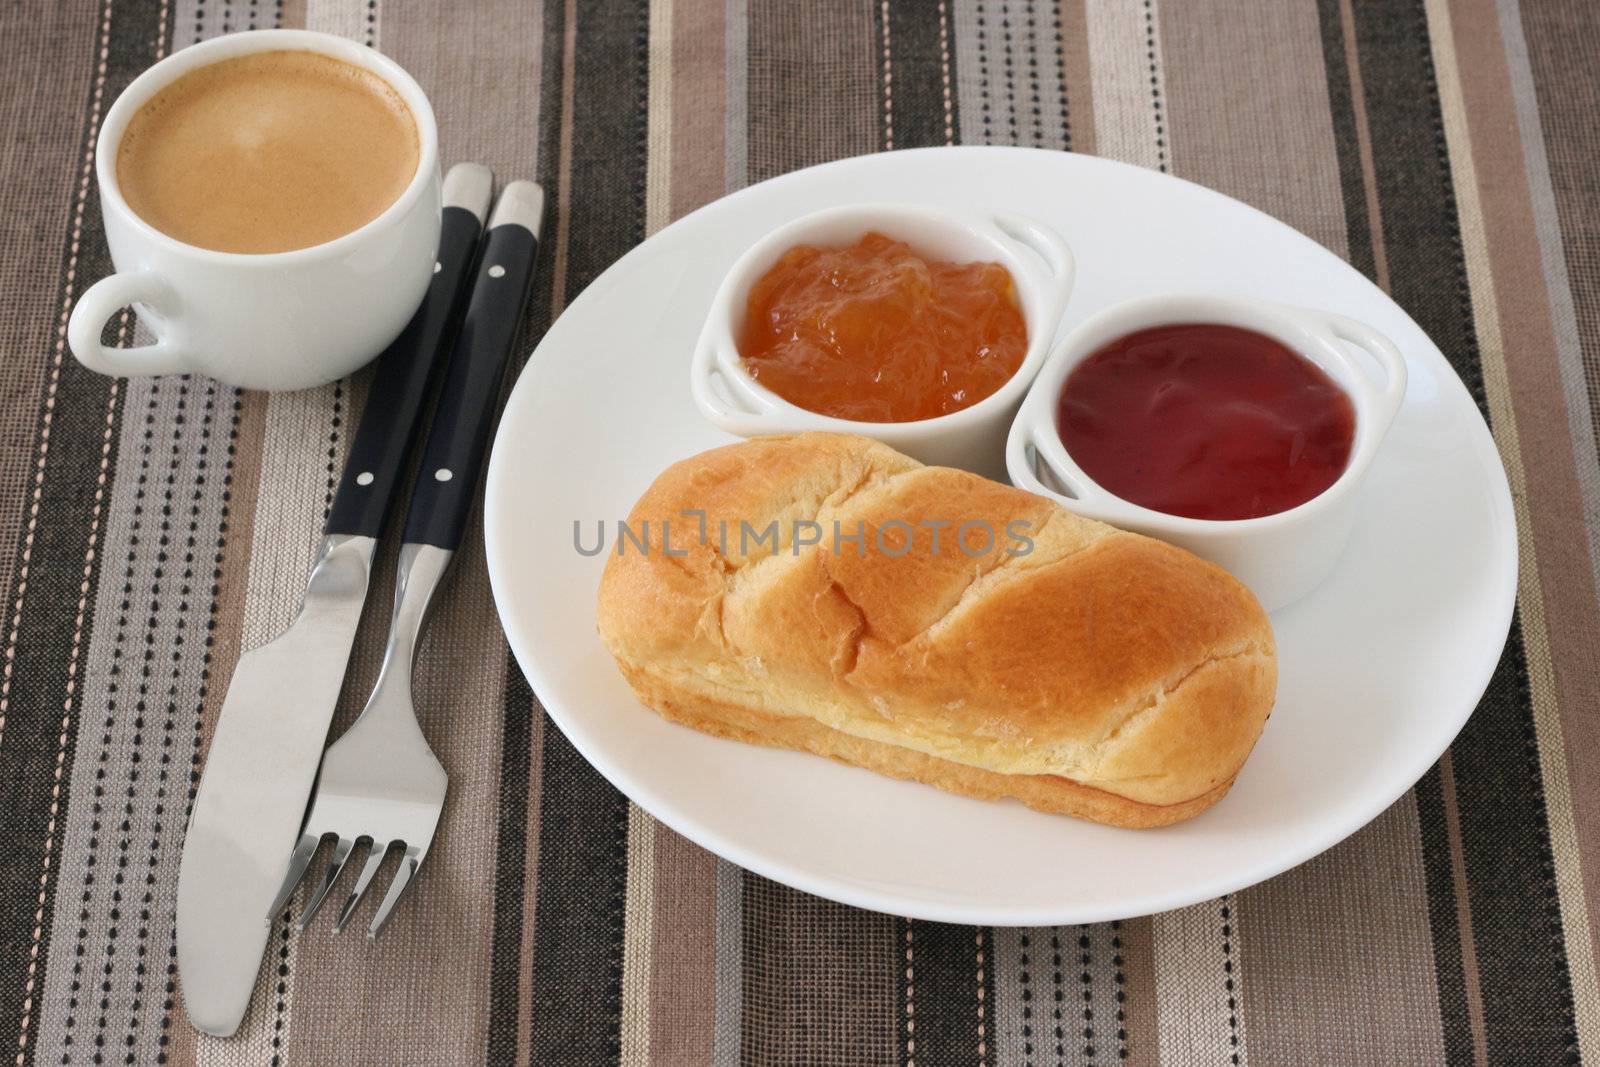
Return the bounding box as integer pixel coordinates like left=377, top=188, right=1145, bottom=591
left=325, top=205, right=483, bottom=539
left=403, top=190, right=543, bottom=550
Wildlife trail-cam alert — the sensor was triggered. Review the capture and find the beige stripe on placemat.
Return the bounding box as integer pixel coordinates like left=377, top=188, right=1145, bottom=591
left=1158, top=0, right=1347, bottom=255
left=1427, top=0, right=1600, bottom=1054
left=1152, top=899, right=1249, bottom=1066
left=723, top=0, right=748, bottom=191
left=1238, top=797, right=1449, bottom=1064
left=645, top=0, right=674, bottom=237
left=1082, top=0, right=1167, bottom=172
left=711, top=858, right=744, bottom=1066
left=620, top=804, right=657, bottom=1066
left=305, top=0, right=375, bottom=45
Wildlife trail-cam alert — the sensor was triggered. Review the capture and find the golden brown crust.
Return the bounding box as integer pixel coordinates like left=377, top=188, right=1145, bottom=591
left=596, top=433, right=1277, bottom=827
left=616, top=663, right=1235, bottom=828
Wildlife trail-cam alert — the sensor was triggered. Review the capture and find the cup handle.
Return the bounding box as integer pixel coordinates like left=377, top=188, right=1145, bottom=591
left=1310, top=310, right=1408, bottom=427
left=68, top=271, right=190, bottom=378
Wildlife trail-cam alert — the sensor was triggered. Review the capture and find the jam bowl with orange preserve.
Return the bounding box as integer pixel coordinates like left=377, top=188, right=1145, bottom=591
left=691, top=202, right=1074, bottom=478
left=1006, top=293, right=1407, bottom=611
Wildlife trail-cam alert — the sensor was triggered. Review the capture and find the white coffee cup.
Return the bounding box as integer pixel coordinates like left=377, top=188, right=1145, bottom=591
left=68, top=29, right=442, bottom=392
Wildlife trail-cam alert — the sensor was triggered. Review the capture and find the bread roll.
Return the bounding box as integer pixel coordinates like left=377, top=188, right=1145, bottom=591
left=596, top=433, right=1275, bottom=828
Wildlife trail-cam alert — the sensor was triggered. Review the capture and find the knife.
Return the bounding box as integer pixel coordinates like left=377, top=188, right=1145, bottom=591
left=176, top=163, right=493, bottom=1038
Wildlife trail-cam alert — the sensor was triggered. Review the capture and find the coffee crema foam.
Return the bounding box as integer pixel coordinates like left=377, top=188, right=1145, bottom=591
left=117, top=50, right=420, bottom=254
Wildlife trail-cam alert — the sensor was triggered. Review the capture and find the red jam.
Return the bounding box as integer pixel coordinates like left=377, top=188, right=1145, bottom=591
left=738, top=232, right=1027, bottom=423
left=1056, top=324, right=1355, bottom=520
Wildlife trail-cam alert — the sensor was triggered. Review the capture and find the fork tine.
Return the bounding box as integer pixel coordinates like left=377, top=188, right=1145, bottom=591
left=332, top=841, right=389, bottom=934
left=267, top=833, right=321, bottom=921
left=298, top=836, right=355, bottom=930
left=368, top=845, right=428, bottom=940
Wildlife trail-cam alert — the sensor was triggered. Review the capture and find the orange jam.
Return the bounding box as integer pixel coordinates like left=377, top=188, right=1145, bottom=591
left=737, top=232, right=1028, bottom=423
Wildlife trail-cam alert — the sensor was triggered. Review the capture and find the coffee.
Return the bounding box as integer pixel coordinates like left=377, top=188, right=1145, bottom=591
left=116, top=50, right=419, bottom=254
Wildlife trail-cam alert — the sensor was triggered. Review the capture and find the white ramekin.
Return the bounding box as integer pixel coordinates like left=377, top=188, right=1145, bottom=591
left=690, top=202, right=1075, bottom=478
left=1005, top=293, right=1407, bottom=611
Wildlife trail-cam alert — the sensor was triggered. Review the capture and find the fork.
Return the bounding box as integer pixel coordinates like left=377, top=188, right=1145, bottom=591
left=269, top=181, right=546, bottom=937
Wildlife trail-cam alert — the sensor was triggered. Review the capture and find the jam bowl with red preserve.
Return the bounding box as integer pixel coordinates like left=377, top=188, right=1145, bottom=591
left=690, top=202, right=1074, bottom=478
left=1005, top=293, right=1407, bottom=611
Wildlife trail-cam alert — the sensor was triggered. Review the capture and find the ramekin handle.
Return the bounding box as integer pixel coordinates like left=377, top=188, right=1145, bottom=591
left=992, top=213, right=1074, bottom=286
left=68, top=271, right=190, bottom=378
left=689, top=338, right=772, bottom=436
left=1010, top=421, right=1106, bottom=506
left=1312, top=310, right=1408, bottom=429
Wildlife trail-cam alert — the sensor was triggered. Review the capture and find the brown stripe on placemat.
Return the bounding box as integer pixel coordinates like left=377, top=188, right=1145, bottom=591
left=1236, top=797, right=1449, bottom=1064
left=644, top=827, right=718, bottom=1065
left=633, top=27, right=727, bottom=1046
left=525, top=2, right=650, bottom=1064
left=1517, top=0, right=1600, bottom=454
left=1440, top=0, right=1600, bottom=1052
left=1057, top=0, right=1093, bottom=154
left=670, top=0, right=725, bottom=218
left=1159, top=0, right=1347, bottom=256
left=741, top=875, right=900, bottom=1064
left=1314, top=0, right=1388, bottom=288
left=745, top=0, right=878, bottom=183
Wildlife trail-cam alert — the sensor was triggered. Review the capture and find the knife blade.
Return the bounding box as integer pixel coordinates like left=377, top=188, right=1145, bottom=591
left=176, top=163, right=494, bottom=1038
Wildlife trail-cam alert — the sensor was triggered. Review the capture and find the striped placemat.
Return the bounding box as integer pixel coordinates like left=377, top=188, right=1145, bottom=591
left=0, top=0, right=1595, bottom=1063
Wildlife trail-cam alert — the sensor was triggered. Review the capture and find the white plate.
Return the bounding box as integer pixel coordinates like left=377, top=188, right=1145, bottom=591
left=483, top=147, right=1516, bottom=925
